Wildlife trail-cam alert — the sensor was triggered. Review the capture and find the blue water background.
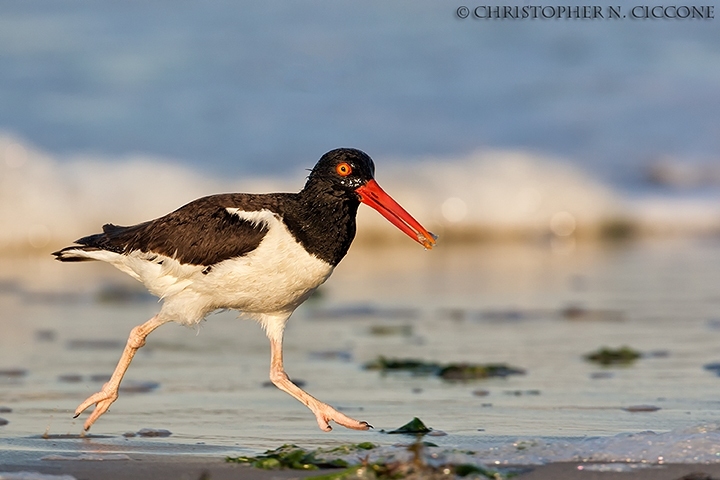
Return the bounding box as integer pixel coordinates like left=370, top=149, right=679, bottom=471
left=1, top=1, right=718, bottom=192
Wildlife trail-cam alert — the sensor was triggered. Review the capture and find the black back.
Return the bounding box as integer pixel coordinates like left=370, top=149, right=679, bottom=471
left=74, top=194, right=275, bottom=266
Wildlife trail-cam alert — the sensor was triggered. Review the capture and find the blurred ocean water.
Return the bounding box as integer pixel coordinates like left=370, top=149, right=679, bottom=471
left=0, top=1, right=720, bottom=174
left=0, top=1, right=718, bottom=179
left=1, top=2, right=719, bottom=253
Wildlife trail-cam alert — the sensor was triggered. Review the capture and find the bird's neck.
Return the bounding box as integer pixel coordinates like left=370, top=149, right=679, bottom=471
left=283, top=186, right=360, bottom=266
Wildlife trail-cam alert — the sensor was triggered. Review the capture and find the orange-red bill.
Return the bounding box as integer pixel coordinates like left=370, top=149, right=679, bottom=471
left=355, top=179, right=437, bottom=249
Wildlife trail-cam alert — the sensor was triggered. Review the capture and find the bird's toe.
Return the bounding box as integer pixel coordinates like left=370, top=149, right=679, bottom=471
left=332, top=414, right=372, bottom=431
left=316, top=417, right=333, bottom=432
left=73, top=387, right=119, bottom=430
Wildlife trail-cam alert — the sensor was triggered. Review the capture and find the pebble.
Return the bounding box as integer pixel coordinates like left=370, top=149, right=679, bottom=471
left=623, top=405, right=661, bottom=413
left=136, top=428, right=172, bottom=437
left=703, top=362, right=720, bottom=376
left=119, top=381, right=160, bottom=393
left=335, top=405, right=364, bottom=412
left=503, top=389, right=541, bottom=396
left=58, top=374, right=83, bottom=383
left=35, top=329, right=57, bottom=342
left=369, top=325, right=413, bottom=336
left=263, top=379, right=305, bottom=388
left=308, top=350, right=353, bottom=361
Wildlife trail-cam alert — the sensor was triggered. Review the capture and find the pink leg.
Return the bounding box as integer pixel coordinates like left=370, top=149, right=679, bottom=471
left=268, top=335, right=371, bottom=432
left=74, top=315, right=168, bottom=431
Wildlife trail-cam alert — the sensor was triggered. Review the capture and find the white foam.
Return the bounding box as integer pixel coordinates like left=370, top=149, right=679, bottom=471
left=39, top=454, right=130, bottom=461
left=329, top=423, right=720, bottom=468
left=460, top=423, right=720, bottom=465
left=305, top=423, right=720, bottom=470
left=0, top=134, right=292, bottom=254
left=358, top=150, right=623, bottom=240
left=0, top=473, right=76, bottom=480
left=2, top=134, right=720, bottom=255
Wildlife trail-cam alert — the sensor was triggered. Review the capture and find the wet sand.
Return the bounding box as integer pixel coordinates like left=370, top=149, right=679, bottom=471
left=3, top=454, right=720, bottom=480
left=1, top=456, right=314, bottom=480
left=3, top=239, right=720, bottom=477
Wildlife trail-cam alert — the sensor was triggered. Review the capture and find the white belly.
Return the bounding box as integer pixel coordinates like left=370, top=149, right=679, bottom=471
left=195, top=228, right=334, bottom=315
left=99, top=210, right=334, bottom=325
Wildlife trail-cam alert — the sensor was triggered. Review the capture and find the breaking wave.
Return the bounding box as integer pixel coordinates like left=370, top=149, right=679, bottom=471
left=1, top=133, right=719, bottom=255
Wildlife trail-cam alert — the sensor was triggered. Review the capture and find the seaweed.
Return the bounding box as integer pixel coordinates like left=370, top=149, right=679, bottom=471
left=584, top=346, right=641, bottom=366
left=364, top=357, right=441, bottom=375
left=439, top=363, right=525, bottom=380
left=369, top=325, right=414, bottom=336
left=226, top=443, right=375, bottom=470
left=599, top=218, right=637, bottom=241
left=228, top=439, right=512, bottom=479
left=364, top=356, right=525, bottom=381
left=308, top=439, right=508, bottom=480
left=385, top=417, right=432, bottom=435
left=327, top=442, right=377, bottom=454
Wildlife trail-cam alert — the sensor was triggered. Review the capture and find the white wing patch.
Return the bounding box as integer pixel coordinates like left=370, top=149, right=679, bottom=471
left=225, top=208, right=277, bottom=228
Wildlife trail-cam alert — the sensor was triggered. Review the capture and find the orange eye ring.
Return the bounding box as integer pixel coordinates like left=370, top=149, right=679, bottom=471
left=336, top=162, right=352, bottom=177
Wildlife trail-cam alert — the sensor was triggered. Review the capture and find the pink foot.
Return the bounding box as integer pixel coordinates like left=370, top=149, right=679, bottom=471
left=74, top=384, right=119, bottom=431
left=313, top=404, right=372, bottom=432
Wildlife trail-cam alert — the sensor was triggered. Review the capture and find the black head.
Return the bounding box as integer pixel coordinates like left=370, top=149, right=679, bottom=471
left=299, top=147, right=437, bottom=252
left=306, top=148, right=376, bottom=192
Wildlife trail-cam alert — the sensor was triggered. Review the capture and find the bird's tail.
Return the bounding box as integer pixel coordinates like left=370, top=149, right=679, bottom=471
left=52, top=245, right=104, bottom=262
left=53, top=224, right=138, bottom=262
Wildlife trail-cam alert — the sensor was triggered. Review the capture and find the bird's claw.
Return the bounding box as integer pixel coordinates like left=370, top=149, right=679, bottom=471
left=73, top=386, right=119, bottom=431
left=315, top=407, right=372, bottom=432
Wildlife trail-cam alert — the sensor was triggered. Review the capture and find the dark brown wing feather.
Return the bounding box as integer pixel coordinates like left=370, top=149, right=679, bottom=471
left=66, top=193, right=287, bottom=266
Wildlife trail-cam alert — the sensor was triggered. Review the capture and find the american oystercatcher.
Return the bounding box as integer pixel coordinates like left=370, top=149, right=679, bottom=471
left=53, top=148, right=436, bottom=432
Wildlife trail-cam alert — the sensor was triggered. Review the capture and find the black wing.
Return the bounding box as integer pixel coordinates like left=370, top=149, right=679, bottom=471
left=70, top=193, right=284, bottom=266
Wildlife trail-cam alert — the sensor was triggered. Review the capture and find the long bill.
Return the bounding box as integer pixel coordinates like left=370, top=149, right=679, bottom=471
left=355, top=179, right=437, bottom=250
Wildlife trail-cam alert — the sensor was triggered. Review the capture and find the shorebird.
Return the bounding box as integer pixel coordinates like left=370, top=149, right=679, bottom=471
left=53, top=148, right=436, bottom=432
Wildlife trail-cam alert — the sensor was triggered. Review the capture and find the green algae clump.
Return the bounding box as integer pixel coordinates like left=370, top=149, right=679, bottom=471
left=584, top=346, right=641, bottom=366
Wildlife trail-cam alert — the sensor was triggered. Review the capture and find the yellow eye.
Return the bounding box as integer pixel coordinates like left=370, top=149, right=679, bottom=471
left=336, top=162, right=352, bottom=177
